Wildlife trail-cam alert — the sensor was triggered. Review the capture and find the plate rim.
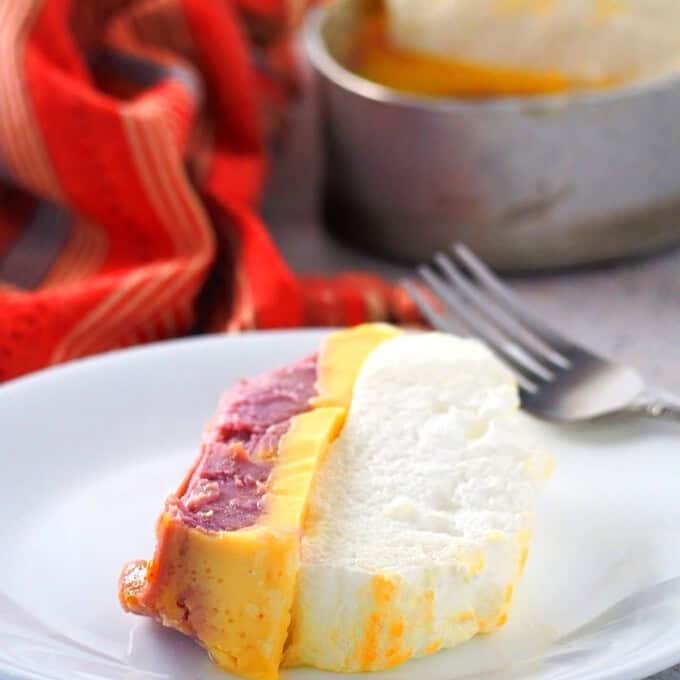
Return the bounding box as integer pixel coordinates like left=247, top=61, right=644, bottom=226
left=0, top=330, right=327, bottom=393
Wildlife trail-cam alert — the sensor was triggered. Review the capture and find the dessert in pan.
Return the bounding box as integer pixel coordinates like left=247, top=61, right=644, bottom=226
left=354, top=0, right=680, bottom=98
left=120, top=324, right=550, bottom=679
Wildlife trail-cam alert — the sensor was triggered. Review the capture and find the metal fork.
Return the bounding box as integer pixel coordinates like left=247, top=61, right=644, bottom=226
left=403, top=243, right=680, bottom=423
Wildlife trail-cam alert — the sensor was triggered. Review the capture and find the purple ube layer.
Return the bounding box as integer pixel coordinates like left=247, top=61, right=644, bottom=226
left=174, top=354, right=318, bottom=532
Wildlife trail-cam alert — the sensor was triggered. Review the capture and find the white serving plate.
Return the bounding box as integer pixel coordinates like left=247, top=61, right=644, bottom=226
left=1, top=330, right=679, bottom=680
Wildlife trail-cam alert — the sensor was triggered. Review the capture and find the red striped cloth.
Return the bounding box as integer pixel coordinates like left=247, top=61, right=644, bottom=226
left=0, top=0, right=419, bottom=382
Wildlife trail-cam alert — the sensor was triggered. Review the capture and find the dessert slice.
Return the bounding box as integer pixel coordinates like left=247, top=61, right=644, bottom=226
left=118, top=324, right=401, bottom=680
left=120, top=325, right=550, bottom=678
left=284, top=332, right=552, bottom=672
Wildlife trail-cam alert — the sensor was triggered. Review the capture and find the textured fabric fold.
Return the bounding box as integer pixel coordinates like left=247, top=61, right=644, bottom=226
left=0, top=0, right=420, bottom=382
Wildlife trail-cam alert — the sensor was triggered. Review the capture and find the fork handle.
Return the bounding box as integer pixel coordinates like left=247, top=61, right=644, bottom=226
left=627, top=388, right=680, bottom=423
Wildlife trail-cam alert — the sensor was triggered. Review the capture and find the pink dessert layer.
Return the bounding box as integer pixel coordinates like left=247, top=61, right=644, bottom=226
left=170, top=354, right=318, bottom=532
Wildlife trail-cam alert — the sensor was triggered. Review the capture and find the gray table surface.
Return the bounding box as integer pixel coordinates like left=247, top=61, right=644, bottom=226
left=262, top=68, right=680, bottom=679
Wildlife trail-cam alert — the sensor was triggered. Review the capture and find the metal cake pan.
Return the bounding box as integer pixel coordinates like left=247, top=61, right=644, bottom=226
left=305, top=0, right=680, bottom=270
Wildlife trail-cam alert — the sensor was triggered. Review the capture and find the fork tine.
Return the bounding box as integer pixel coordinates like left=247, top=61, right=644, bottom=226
left=434, top=251, right=570, bottom=370
left=453, top=243, right=577, bottom=359
left=411, top=269, right=555, bottom=392
left=418, top=265, right=555, bottom=382
left=402, top=278, right=539, bottom=393
left=400, top=279, right=447, bottom=330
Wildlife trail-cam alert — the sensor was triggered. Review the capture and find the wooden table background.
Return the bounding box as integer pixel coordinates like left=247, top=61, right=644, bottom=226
left=262, top=63, right=680, bottom=680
